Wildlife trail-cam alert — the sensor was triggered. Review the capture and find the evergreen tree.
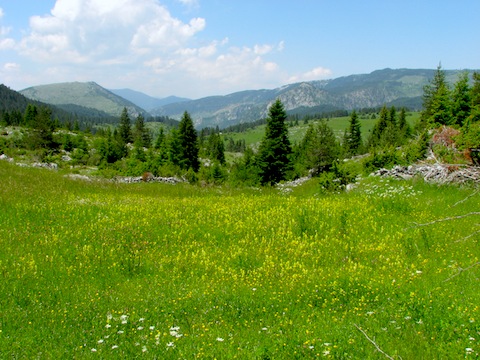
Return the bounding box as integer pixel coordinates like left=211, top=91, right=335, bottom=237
left=297, top=120, right=340, bottom=175
left=397, top=107, right=412, bottom=143
left=368, top=105, right=389, bottom=148
left=178, top=111, right=200, bottom=172
left=206, top=132, right=226, bottom=165
left=452, top=72, right=471, bottom=126
left=134, top=114, right=152, bottom=148
left=27, top=106, right=55, bottom=149
left=420, top=64, right=453, bottom=127
left=167, top=128, right=182, bottom=168
left=24, top=104, right=37, bottom=127
left=343, top=110, right=362, bottom=157
left=257, top=99, right=292, bottom=185
left=468, top=72, right=480, bottom=123
left=118, top=107, right=133, bottom=145
left=154, top=127, right=166, bottom=150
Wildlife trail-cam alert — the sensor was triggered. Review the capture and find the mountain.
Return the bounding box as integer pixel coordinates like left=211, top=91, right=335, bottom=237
left=109, top=88, right=190, bottom=112
left=20, top=82, right=146, bottom=118
left=0, top=83, right=93, bottom=123
left=151, top=68, right=476, bottom=128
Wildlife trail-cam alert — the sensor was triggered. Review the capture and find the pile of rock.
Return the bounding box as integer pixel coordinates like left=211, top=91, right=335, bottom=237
left=32, top=162, right=58, bottom=170
left=114, top=176, right=184, bottom=185
left=0, top=154, right=13, bottom=162
left=372, top=163, right=480, bottom=184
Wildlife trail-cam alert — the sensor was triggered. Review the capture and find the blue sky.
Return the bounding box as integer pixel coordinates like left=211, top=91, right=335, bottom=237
left=0, top=0, right=479, bottom=99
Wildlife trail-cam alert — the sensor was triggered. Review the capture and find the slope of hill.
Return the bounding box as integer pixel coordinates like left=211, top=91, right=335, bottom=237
left=151, top=68, right=476, bottom=128
left=20, top=82, right=146, bottom=118
left=109, top=88, right=190, bottom=112
left=0, top=83, right=104, bottom=123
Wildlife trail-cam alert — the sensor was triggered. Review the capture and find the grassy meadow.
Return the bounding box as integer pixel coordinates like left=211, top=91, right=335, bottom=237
left=0, top=160, right=479, bottom=358
left=221, top=112, right=420, bottom=150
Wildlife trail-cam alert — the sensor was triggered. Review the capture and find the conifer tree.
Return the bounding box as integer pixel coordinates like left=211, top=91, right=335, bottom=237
left=134, top=114, right=152, bottom=148
left=452, top=72, right=471, bottom=126
left=257, top=99, right=292, bottom=185
left=298, top=120, right=340, bottom=175
left=178, top=111, right=200, bottom=172
left=118, top=107, right=133, bottom=145
left=207, top=132, right=226, bottom=165
left=420, top=64, right=453, bottom=127
left=368, top=105, right=389, bottom=148
left=397, top=107, right=412, bottom=143
left=343, top=110, right=362, bottom=157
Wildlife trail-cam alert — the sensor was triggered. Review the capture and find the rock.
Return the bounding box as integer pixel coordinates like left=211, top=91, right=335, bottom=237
left=32, top=162, right=58, bottom=170
left=66, top=174, right=91, bottom=181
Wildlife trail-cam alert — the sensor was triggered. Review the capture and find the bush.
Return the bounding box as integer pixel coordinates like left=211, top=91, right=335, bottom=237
left=362, top=147, right=401, bottom=174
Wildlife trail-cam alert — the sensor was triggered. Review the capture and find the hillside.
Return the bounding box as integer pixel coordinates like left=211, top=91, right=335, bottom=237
left=151, top=68, right=476, bottom=128
left=20, top=82, right=146, bottom=118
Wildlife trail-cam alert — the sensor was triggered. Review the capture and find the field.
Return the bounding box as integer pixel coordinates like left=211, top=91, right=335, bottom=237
left=0, top=160, right=479, bottom=359
left=221, top=112, right=420, bottom=149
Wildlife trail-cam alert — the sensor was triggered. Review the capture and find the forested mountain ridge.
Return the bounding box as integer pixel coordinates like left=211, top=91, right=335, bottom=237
left=152, top=68, right=476, bottom=128
left=11, top=68, right=478, bottom=129
left=20, top=82, right=146, bottom=118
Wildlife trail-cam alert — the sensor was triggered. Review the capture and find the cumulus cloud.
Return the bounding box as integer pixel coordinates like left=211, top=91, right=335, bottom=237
left=0, top=7, right=15, bottom=50
left=7, top=1, right=331, bottom=97
left=18, top=0, right=205, bottom=63
left=288, top=66, right=332, bottom=83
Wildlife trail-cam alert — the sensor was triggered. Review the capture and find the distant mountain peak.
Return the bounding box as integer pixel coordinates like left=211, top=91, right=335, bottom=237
left=20, top=81, right=146, bottom=117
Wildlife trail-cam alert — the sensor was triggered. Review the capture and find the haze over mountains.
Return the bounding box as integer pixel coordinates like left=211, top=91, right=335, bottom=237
left=18, top=68, right=476, bottom=128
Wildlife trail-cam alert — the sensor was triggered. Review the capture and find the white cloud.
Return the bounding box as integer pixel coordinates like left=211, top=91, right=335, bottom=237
left=3, top=62, right=20, bottom=71
left=18, top=0, right=205, bottom=63
left=0, top=7, right=15, bottom=50
left=6, top=1, right=332, bottom=98
left=288, top=66, right=332, bottom=83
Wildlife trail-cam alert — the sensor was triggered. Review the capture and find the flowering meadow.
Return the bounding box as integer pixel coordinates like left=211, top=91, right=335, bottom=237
left=0, top=161, right=478, bottom=359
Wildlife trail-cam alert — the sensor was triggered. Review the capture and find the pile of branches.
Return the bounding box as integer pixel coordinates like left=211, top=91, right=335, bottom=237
left=372, top=163, right=480, bottom=184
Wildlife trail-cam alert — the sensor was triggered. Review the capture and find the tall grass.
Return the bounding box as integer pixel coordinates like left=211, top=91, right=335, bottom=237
left=0, top=161, right=478, bottom=358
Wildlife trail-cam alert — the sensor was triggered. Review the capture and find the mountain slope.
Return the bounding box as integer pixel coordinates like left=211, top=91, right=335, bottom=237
left=109, top=88, right=190, bottom=112
left=151, top=68, right=475, bottom=128
left=20, top=82, right=146, bottom=117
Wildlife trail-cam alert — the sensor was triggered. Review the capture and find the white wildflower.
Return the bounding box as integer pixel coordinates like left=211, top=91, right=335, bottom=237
left=216, top=337, right=224, bottom=342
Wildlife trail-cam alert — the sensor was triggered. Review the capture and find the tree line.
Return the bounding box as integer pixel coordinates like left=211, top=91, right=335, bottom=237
left=1, top=65, right=479, bottom=187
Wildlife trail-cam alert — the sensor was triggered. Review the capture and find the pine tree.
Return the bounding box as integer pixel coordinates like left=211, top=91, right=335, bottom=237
left=368, top=105, right=389, bottom=148
left=257, top=99, right=292, bottom=185
left=24, top=104, right=37, bottom=127
left=207, top=132, right=226, bottom=165
left=468, top=72, right=480, bottom=123
left=134, top=114, right=152, bottom=148
left=298, top=120, right=340, bottom=175
left=397, top=107, right=412, bottom=143
left=420, top=64, right=453, bottom=127
left=343, top=110, right=362, bottom=157
left=452, top=72, right=471, bottom=126
left=178, top=111, right=200, bottom=172
left=118, top=107, right=133, bottom=145
left=27, top=106, right=55, bottom=150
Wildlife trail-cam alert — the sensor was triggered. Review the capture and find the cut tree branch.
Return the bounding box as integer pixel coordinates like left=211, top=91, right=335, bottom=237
left=452, top=189, right=479, bottom=207
left=444, top=262, right=480, bottom=282
left=405, top=212, right=480, bottom=230
left=354, top=324, right=399, bottom=360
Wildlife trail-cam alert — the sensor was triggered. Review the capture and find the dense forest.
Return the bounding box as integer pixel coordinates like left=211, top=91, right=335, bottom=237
left=0, top=66, right=479, bottom=187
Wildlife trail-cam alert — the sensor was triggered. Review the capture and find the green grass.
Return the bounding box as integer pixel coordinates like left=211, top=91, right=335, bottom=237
left=0, top=160, right=478, bottom=358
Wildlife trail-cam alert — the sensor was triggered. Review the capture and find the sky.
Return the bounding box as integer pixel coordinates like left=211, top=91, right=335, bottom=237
left=0, top=0, right=479, bottom=99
